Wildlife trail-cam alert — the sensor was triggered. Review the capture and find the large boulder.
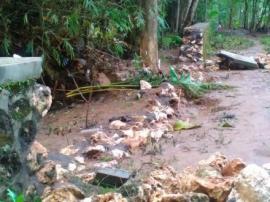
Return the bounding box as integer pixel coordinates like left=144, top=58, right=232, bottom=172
left=228, top=164, right=270, bottom=202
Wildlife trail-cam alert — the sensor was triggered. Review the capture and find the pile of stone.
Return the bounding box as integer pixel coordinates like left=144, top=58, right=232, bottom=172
left=179, top=23, right=208, bottom=64
left=256, top=53, right=270, bottom=69
left=42, top=153, right=270, bottom=202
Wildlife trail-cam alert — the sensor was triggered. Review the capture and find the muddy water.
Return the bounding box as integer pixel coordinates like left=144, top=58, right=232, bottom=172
left=122, top=70, right=270, bottom=171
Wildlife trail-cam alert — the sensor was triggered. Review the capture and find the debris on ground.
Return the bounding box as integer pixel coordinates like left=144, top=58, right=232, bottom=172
left=64, top=153, right=270, bottom=202
left=256, top=53, right=270, bottom=69
left=140, top=80, right=152, bottom=90
left=94, top=167, right=133, bottom=187
left=173, top=119, right=200, bottom=131
left=217, top=50, right=260, bottom=70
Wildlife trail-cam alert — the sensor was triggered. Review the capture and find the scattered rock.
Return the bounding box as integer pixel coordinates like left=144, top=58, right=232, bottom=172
left=55, top=164, right=68, bottom=180
left=147, top=111, right=167, bottom=122
left=111, top=149, right=130, bottom=159
left=233, top=164, right=270, bottom=202
left=76, top=172, right=96, bottom=183
left=36, top=161, right=56, bottom=185
left=140, top=80, right=152, bottom=90
left=83, top=145, right=106, bottom=159
left=74, top=156, right=85, bottom=164
left=163, top=107, right=175, bottom=118
left=97, top=72, right=111, bottom=85
left=68, top=163, right=77, bottom=172
left=26, top=141, right=48, bottom=172
left=91, top=193, right=127, bottom=202
left=110, top=120, right=127, bottom=130
left=42, top=184, right=85, bottom=202
left=222, top=159, right=246, bottom=176
left=94, top=160, right=118, bottom=168
left=89, top=131, right=112, bottom=145
left=121, top=129, right=134, bottom=137
left=134, top=128, right=150, bottom=138
left=158, top=193, right=209, bottom=202
left=60, top=145, right=79, bottom=156
left=123, top=136, right=147, bottom=149
left=150, top=129, right=165, bottom=142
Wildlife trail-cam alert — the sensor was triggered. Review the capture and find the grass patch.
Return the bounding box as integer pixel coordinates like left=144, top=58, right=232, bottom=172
left=260, top=36, right=270, bottom=52
left=206, top=32, right=254, bottom=55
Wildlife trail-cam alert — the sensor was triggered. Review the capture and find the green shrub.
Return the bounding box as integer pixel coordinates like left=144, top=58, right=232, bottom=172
left=260, top=36, right=270, bottom=52
left=161, top=34, right=182, bottom=49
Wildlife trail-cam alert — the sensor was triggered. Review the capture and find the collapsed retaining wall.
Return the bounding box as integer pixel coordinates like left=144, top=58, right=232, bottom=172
left=179, top=23, right=209, bottom=65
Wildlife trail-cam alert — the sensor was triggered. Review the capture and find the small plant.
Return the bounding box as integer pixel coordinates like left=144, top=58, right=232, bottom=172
left=1, top=189, right=41, bottom=202
left=132, top=53, right=143, bottom=69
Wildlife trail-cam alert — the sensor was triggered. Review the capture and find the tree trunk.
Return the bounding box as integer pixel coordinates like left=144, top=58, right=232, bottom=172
left=243, top=0, right=249, bottom=29
left=178, top=0, right=199, bottom=34
left=255, top=0, right=269, bottom=30
left=228, top=0, right=233, bottom=29
left=204, top=0, right=208, bottom=21
left=175, top=0, right=181, bottom=32
left=250, top=0, right=258, bottom=32
left=185, top=0, right=199, bottom=27
left=140, top=0, right=158, bottom=71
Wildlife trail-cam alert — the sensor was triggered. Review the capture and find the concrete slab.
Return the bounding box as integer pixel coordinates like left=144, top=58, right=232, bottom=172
left=0, top=57, right=43, bottom=85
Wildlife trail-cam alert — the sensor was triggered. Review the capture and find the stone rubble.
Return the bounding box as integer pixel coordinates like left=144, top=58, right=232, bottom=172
left=140, top=80, right=152, bottom=90
left=39, top=75, right=270, bottom=202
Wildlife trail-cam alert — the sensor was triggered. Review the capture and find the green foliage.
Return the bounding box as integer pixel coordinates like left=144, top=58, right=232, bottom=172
left=206, top=32, right=254, bottom=55
left=161, top=34, right=182, bottom=49
left=197, top=0, right=270, bottom=32
left=0, top=80, right=35, bottom=94
left=0, top=0, right=146, bottom=80
left=132, top=53, right=143, bottom=69
left=260, top=36, right=270, bottom=52
left=1, top=189, right=41, bottom=202
left=169, top=66, right=226, bottom=98
left=7, top=189, right=24, bottom=202
left=67, top=67, right=226, bottom=99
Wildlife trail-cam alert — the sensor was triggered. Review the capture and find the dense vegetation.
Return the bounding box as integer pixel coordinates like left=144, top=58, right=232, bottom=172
left=0, top=0, right=269, bottom=98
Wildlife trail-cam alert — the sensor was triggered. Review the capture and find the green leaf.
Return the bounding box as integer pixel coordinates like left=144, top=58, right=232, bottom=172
left=62, top=39, right=74, bottom=59
left=169, top=66, right=179, bottom=83
left=7, top=189, right=17, bottom=202
left=23, top=13, right=29, bottom=25
left=16, top=194, right=24, bottom=202
left=173, top=120, right=200, bottom=131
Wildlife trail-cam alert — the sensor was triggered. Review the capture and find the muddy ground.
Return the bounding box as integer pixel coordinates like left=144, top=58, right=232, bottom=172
left=37, top=36, right=270, bottom=176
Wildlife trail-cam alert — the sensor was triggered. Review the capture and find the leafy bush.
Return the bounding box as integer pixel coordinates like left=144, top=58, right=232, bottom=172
left=161, top=34, right=182, bottom=49
left=260, top=36, right=270, bottom=52
left=0, top=0, right=145, bottom=82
